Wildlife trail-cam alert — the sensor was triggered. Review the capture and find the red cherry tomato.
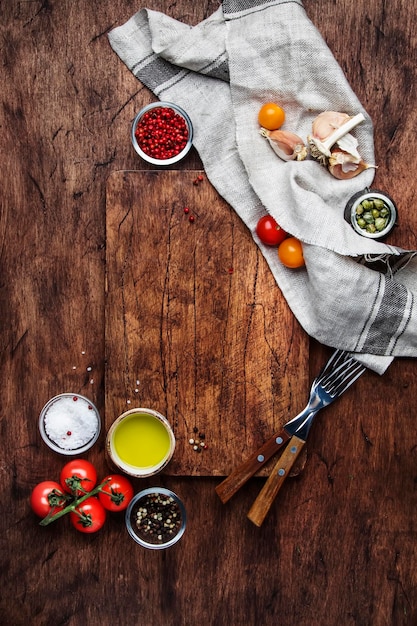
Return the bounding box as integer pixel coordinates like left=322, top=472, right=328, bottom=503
left=256, top=215, right=288, bottom=246
left=60, top=459, right=97, bottom=496
left=98, top=475, right=134, bottom=512
left=69, top=497, right=106, bottom=534
left=30, top=481, right=67, bottom=518
left=278, top=236, right=305, bottom=268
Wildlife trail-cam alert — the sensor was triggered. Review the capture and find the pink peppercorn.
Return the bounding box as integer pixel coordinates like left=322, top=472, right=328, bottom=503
left=135, top=106, right=189, bottom=160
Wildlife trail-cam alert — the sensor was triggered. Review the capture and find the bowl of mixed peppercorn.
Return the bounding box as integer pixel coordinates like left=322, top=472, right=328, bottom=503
left=125, top=487, right=187, bottom=549
left=131, top=101, right=193, bottom=165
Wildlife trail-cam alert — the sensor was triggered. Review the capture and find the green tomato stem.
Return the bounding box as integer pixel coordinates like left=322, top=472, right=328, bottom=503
left=39, top=479, right=111, bottom=527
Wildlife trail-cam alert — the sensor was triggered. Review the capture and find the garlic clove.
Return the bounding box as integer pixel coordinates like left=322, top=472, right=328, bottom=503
left=308, top=112, right=365, bottom=161
left=329, top=148, right=360, bottom=167
left=328, top=148, right=377, bottom=179
left=336, top=132, right=361, bottom=160
left=311, top=111, right=351, bottom=141
left=260, top=128, right=308, bottom=161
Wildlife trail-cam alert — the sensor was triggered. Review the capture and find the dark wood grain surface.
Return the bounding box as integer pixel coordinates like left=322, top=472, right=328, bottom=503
left=105, top=170, right=308, bottom=476
left=1, top=1, right=416, bottom=625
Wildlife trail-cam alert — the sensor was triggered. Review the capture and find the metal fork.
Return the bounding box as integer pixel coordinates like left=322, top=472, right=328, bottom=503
left=246, top=350, right=366, bottom=525
left=215, top=350, right=366, bottom=524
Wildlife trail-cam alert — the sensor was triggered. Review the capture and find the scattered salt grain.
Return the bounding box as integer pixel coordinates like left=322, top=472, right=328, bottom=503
left=43, top=395, right=99, bottom=450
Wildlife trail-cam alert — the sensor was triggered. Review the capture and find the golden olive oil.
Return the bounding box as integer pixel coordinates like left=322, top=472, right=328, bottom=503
left=113, top=413, right=171, bottom=468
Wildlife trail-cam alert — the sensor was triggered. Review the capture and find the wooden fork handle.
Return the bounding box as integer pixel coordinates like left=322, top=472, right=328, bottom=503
left=215, top=429, right=291, bottom=504
left=247, top=435, right=306, bottom=527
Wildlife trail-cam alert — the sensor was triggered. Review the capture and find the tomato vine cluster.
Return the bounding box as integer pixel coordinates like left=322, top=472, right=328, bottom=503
left=30, top=459, right=134, bottom=534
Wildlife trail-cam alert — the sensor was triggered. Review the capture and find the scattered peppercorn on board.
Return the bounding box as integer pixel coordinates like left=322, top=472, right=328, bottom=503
left=105, top=170, right=309, bottom=476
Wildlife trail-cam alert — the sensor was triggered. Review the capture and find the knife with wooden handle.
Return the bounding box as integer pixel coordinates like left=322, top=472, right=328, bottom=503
left=215, top=349, right=366, bottom=508
left=246, top=351, right=366, bottom=525
left=215, top=428, right=293, bottom=504
left=247, top=435, right=306, bottom=526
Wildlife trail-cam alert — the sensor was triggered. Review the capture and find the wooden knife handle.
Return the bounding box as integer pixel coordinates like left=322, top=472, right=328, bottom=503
left=215, top=429, right=291, bottom=504
left=247, top=435, right=306, bottom=527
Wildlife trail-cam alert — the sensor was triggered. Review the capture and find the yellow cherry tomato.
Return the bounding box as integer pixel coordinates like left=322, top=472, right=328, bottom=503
left=278, top=237, right=305, bottom=268
left=258, top=102, right=286, bottom=130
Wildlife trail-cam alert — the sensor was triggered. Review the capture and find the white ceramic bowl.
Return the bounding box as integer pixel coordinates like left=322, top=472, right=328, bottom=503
left=39, top=393, right=101, bottom=455
left=131, top=101, right=193, bottom=165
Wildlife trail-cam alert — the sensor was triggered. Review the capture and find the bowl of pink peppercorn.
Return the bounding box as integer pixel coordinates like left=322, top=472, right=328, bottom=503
left=131, top=101, right=193, bottom=166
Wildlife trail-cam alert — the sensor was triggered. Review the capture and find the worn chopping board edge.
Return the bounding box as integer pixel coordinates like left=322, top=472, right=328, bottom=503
left=105, top=170, right=309, bottom=476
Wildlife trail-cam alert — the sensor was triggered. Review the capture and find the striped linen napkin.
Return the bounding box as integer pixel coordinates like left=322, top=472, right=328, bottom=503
left=108, top=0, right=417, bottom=374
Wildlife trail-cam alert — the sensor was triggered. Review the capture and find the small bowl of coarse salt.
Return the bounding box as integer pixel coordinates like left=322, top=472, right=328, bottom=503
left=39, top=393, right=101, bottom=455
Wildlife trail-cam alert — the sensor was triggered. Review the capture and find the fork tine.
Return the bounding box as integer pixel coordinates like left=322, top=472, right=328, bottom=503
left=316, top=350, right=354, bottom=382
left=320, top=356, right=356, bottom=382
left=315, top=350, right=365, bottom=386
left=329, top=363, right=366, bottom=396
left=319, top=356, right=366, bottom=397
left=246, top=349, right=366, bottom=526
left=318, top=349, right=344, bottom=374
left=315, top=350, right=352, bottom=385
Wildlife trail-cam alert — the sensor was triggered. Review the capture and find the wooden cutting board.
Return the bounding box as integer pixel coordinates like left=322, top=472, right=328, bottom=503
left=105, top=170, right=309, bottom=476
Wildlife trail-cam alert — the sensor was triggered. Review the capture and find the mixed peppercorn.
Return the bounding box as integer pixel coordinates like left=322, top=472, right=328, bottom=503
left=132, top=492, right=183, bottom=545
left=189, top=426, right=207, bottom=452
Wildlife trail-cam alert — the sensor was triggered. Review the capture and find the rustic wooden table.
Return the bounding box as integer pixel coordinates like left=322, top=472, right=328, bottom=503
left=1, top=1, right=416, bottom=624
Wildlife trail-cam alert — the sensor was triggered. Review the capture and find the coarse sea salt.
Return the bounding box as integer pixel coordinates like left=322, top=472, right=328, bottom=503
left=43, top=395, right=99, bottom=451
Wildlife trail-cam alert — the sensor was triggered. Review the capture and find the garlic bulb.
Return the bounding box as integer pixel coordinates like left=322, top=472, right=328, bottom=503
left=328, top=148, right=377, bottom=179
left=260, top=128, right=308, bottom=161
left=308, top=111, right=365, bottom=163
left=259, top=109, right=376, bottom=181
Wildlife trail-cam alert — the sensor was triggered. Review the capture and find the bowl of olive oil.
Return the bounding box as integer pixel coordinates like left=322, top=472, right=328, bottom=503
left=106, top=408, right=175, bottom=477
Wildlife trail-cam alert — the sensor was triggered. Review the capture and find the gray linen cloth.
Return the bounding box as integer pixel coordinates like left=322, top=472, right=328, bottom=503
left=108, top=0, right=417, bottom=374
